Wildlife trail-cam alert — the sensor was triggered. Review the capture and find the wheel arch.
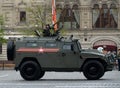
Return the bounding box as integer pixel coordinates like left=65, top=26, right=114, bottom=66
left=80, top=58, right=107, bottom=71
left=18, top=57, right=41, bottom=70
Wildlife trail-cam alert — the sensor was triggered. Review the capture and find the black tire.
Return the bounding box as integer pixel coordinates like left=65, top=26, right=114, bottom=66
left=36, top=71, right=45, bottom=80
left=7, top=40, right=15, bottom=61
left=20, top=61, right=42, bottom=81
left=83, top=60, right=105, bottom=80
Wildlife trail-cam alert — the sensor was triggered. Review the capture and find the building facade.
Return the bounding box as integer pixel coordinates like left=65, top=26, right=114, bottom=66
left=0, top=0, right=120, bottom=54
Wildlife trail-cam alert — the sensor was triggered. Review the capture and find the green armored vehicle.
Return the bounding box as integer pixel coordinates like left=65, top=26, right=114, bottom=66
left=7, top=35, right=114, bottom=81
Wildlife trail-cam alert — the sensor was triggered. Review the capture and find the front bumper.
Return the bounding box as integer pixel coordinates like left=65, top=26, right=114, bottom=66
left=105, top=54, right=115, bottom=71
left=105, top=64, right=114, bottom=71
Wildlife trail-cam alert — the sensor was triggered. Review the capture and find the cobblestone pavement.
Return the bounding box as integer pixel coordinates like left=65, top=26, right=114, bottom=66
left=0, top=70, right=119, bottom=88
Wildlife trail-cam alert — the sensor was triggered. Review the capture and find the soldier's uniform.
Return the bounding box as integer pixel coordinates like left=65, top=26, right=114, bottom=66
left=43, top=24, right=51, bottom=37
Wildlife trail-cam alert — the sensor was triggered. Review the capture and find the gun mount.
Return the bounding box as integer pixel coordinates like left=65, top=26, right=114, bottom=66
left=35, top=23, right=63, bottom=37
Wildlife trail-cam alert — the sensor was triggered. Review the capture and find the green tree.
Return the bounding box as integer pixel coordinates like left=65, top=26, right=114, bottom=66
left=20, top=4, right=47, bottom=36
left=0, top=15, right=6, bottom=43
left=28, top=4, right=46, bottom=29
left=22, top=3, right=63, bottom=36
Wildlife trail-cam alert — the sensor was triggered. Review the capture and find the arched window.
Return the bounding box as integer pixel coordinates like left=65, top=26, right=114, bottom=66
left=58, top=4, right=80, bottom=29
left=93, top=3, right=118, bottom=28
left=101, top=4, right=109, bottom=28
left=56, top=4, right=62, bottom=27
left=93, top=4, right=100, bottom=28
left=110, top=4, right=118, bottom=28
left=72, top=4, right=80, bottom=29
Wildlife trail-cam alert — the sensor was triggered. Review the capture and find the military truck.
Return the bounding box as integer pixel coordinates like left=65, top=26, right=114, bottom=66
left=7, top=35, right=114, bottom=81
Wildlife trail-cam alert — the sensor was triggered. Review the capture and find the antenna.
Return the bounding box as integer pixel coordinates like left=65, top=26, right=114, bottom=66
left=34, top=30, right=41, bottom=37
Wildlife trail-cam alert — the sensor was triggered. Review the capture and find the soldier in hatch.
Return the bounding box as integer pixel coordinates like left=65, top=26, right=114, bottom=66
left=43, top=24, right=51, bottom=37
left=43, top=23, right=63, bottom=37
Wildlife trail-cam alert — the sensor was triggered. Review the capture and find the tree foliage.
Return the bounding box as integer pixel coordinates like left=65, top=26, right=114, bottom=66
left=0, top=15, right=6, bottom=43
left=28, top=4, right=46, bottom=29
left=26, top=4, right=52, bottom=36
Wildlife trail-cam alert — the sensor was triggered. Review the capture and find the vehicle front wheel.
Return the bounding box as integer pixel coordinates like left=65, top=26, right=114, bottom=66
left=20, top=61, right=43, bottom=81
left=83, top=60, right=105, bottom=80
left=36, top=71, right=45, bottom=80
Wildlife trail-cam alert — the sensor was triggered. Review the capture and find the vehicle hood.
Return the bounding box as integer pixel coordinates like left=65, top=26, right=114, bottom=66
left=80, top=49, right=105, bottom=59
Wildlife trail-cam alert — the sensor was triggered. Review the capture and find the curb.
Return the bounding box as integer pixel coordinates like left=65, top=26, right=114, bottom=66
left=0, top=61, right=15, bottom=70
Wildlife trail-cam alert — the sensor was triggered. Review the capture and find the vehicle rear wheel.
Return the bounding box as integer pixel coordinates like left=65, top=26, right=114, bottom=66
left=83, top=60, right=105, bottom=80
left=7, top=40, right=15, bottom=61
left=20, top=61, right=42, bottom=81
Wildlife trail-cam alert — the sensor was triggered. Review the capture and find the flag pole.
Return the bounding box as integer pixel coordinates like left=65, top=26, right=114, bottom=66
left=52, top=0, right=57, bottom=31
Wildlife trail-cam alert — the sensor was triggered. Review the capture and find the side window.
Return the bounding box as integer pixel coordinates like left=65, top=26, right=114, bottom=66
left=45, top=42, right=57, bottom=48
left=26, top=42, right=38, bottom=47
left=63, top=44, right=72, bottom=50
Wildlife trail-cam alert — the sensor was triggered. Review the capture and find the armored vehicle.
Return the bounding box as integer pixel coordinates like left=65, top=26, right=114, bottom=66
left=7, top=35, right=114, bottom=81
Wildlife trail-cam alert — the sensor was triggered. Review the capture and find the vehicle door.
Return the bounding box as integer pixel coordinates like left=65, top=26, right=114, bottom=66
left=58, top=42, right=80, bottom=68
left=39, top=41, right=61, bottom=68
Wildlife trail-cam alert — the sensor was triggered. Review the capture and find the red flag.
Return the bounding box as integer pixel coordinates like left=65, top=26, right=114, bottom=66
left=52, top=0, right=57, bottom=31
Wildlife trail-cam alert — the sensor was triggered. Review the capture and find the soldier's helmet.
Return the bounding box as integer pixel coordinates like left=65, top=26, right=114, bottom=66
left=45, top=24, right=51, bottom=29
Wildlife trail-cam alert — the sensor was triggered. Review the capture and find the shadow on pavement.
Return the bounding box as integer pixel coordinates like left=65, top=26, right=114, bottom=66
left=38, top=78, right=111, bottom=82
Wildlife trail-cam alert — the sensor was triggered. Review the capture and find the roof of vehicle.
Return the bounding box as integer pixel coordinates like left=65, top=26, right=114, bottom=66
left=16, top=37, right=79, bottom=42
